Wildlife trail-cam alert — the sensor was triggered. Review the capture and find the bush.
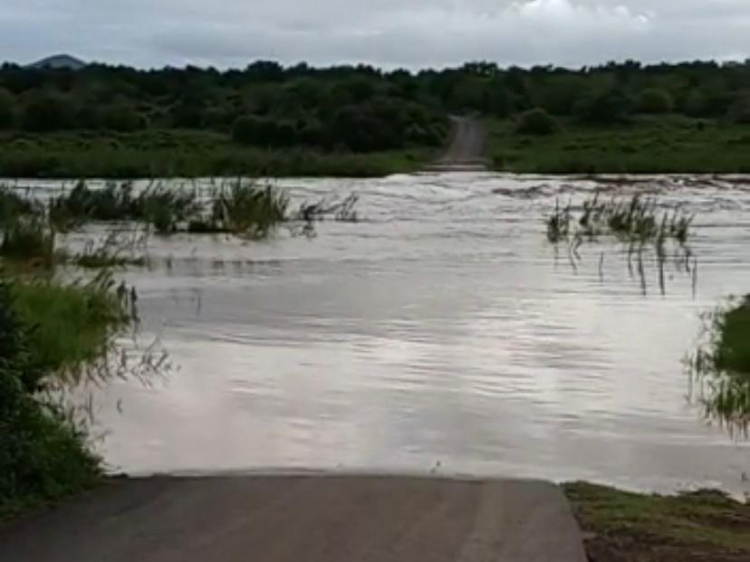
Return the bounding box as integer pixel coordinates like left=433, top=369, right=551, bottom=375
left=726, top=96, right=750, bottom=125
left=100, top=102, right=147, bottom=132
left=515, top=108, right=560, bottom=135
left=637, top=89, right=674, bottom=114
left=1, top=218, right=55, bottom=267
left=21, top=93, right=71, bottom=132
left=13, top=277, right=132, bottom=377
left=575, top=89, right=633, bottom=125
left=0, top=282, right=100, bottom=515
left=232, top=116, right=296, bottom=148
left=0, top=88, right=15, bottom=129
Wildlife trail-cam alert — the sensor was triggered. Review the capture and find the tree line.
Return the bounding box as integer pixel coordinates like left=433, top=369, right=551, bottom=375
left=0, top=59, right=749, bottom=150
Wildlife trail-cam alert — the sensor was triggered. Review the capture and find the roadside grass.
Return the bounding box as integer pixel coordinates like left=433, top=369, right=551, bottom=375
left=0, top=130, right=433, bottom=179
left=12, top=275, right=134, bottom=383
left=488, top=116, right=750, bottom=174
left=565, top=482, right=750, bottom=561
left=0, top=272, right=136, bottom=519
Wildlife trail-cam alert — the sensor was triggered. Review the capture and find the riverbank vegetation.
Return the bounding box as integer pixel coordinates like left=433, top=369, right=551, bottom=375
left=0, top=131, right=433, bottom=178
left=489, top=116, right=750, bottom=174
left=0, top=179, right=359, bottom=272
left=1, top=59, right=750, bottom=176
left=565, top=482, right=750, bottom=562
left=0, top=273, right=136, bottom=517
left=688, top=296, right=750, bottom=432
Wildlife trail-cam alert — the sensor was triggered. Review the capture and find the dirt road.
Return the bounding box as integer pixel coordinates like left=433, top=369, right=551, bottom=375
left=430, top=116, right=487, bottom=171
left=0, top=476, right=586, bottom=562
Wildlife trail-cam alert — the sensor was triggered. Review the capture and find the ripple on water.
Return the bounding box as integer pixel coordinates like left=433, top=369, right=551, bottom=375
left=18, top=173, right=750, bottom=496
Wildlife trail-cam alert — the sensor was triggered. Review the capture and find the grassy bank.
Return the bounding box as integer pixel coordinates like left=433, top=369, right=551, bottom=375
left=0, top=131, right=434, bottom=179
left=0, top=274, right=135, bottom=518
left=488, top=116, right=750, bottom=174
left=565, top=482, right=750, bottom=562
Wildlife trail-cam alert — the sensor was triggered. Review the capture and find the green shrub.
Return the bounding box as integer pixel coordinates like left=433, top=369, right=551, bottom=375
left=689, top=296, right=750, bottom=430
left=637, top=89, right=674, bottom=114
left=713, top=296, right=750, bottom=376
left=575, top=89, right=633, bottom=125
left=515, top=108, right=560, bottom=135
left=21, top=93, right=71, bottom=132
left=100, top=102, right=147, bottom=132
left=12, top=276, right=132, bottom=378
left=726, top=96, right=750, bottom=125
left=0, top=282, right=100, bottom=516
left=232, top=116, right=296, bottom=147
left=0, top=218, right=55, bottom=267
left=0, top=88, right=16, bottom=129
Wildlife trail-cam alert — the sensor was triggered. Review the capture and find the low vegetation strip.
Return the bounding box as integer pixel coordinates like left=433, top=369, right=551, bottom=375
left=565, top=482, right=750, bottom=562
left=0, top=132, right=435, bottom=178
left=489, top=117, right=750, bottom=174
left=0, top=274, right=136, bottom=518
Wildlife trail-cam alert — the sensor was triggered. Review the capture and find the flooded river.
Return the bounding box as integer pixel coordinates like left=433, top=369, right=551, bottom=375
left=46, top=172, right=750, bottom=496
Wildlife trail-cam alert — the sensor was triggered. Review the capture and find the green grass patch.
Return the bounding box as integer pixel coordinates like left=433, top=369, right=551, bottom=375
left=0, top=130, right=434, bottom=179
left=488, top=116, right=750, bottom=174
left=565, top=482, right=750, bottom=561
left=689, top=296, right=750, bottom=431
left=0, top=274, right=136, bottom=518
left=12, top=275, right=133, bottom=382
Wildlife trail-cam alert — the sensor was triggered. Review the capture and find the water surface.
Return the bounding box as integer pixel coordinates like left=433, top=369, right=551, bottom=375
left=45, top=173, right=750, bottom=495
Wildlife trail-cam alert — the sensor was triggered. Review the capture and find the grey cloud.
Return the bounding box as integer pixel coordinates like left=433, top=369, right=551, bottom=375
left=1, top=0, right=749, bottom=68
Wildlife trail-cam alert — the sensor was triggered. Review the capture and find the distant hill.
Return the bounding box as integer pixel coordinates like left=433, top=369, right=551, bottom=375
left=28, top=54, right=87, bottom=71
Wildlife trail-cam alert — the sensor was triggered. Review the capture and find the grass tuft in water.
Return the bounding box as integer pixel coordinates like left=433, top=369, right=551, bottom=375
left=546, top=192, right=695, bottom=296
left=1, top=218, right=56, bottom=269
left=547, top=193, right=693, bottom=244
left=206, top=181, right=289, bottom=238
left=688, top=296, right=750, bottom=432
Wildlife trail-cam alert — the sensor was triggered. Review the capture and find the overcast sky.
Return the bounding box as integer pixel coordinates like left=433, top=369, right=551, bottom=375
left=2, top=0, right=749, bottom=69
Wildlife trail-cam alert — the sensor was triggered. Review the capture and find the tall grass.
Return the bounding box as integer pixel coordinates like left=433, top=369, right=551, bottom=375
left=12, top=273, right=135, bottom=384
left=0, top=218, right=56, bottom=268
left=688, top=296, right=750, bottom=433
left=205, top=182, right=289, bottom=237
left=547, top=193, right=693, bottom=244
left=50, top=180, right=289, bottom=237
left=0, top=188, right=39, bottom=224
left=0, top=272, right=141, bottom=517
left=546, top=193, right=695, bottom=296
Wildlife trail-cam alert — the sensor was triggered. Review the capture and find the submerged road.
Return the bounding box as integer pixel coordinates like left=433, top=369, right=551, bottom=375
left=0, top=476, right=586, bottom=562
left=429, top=116, right=488, bottom=171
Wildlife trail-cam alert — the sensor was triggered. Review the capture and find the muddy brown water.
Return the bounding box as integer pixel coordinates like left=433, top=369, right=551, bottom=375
left=23, top=173, right=750, bottom=497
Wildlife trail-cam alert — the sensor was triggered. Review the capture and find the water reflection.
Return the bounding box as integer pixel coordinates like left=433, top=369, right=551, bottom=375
left=28, top=173, right=750, bottom=496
